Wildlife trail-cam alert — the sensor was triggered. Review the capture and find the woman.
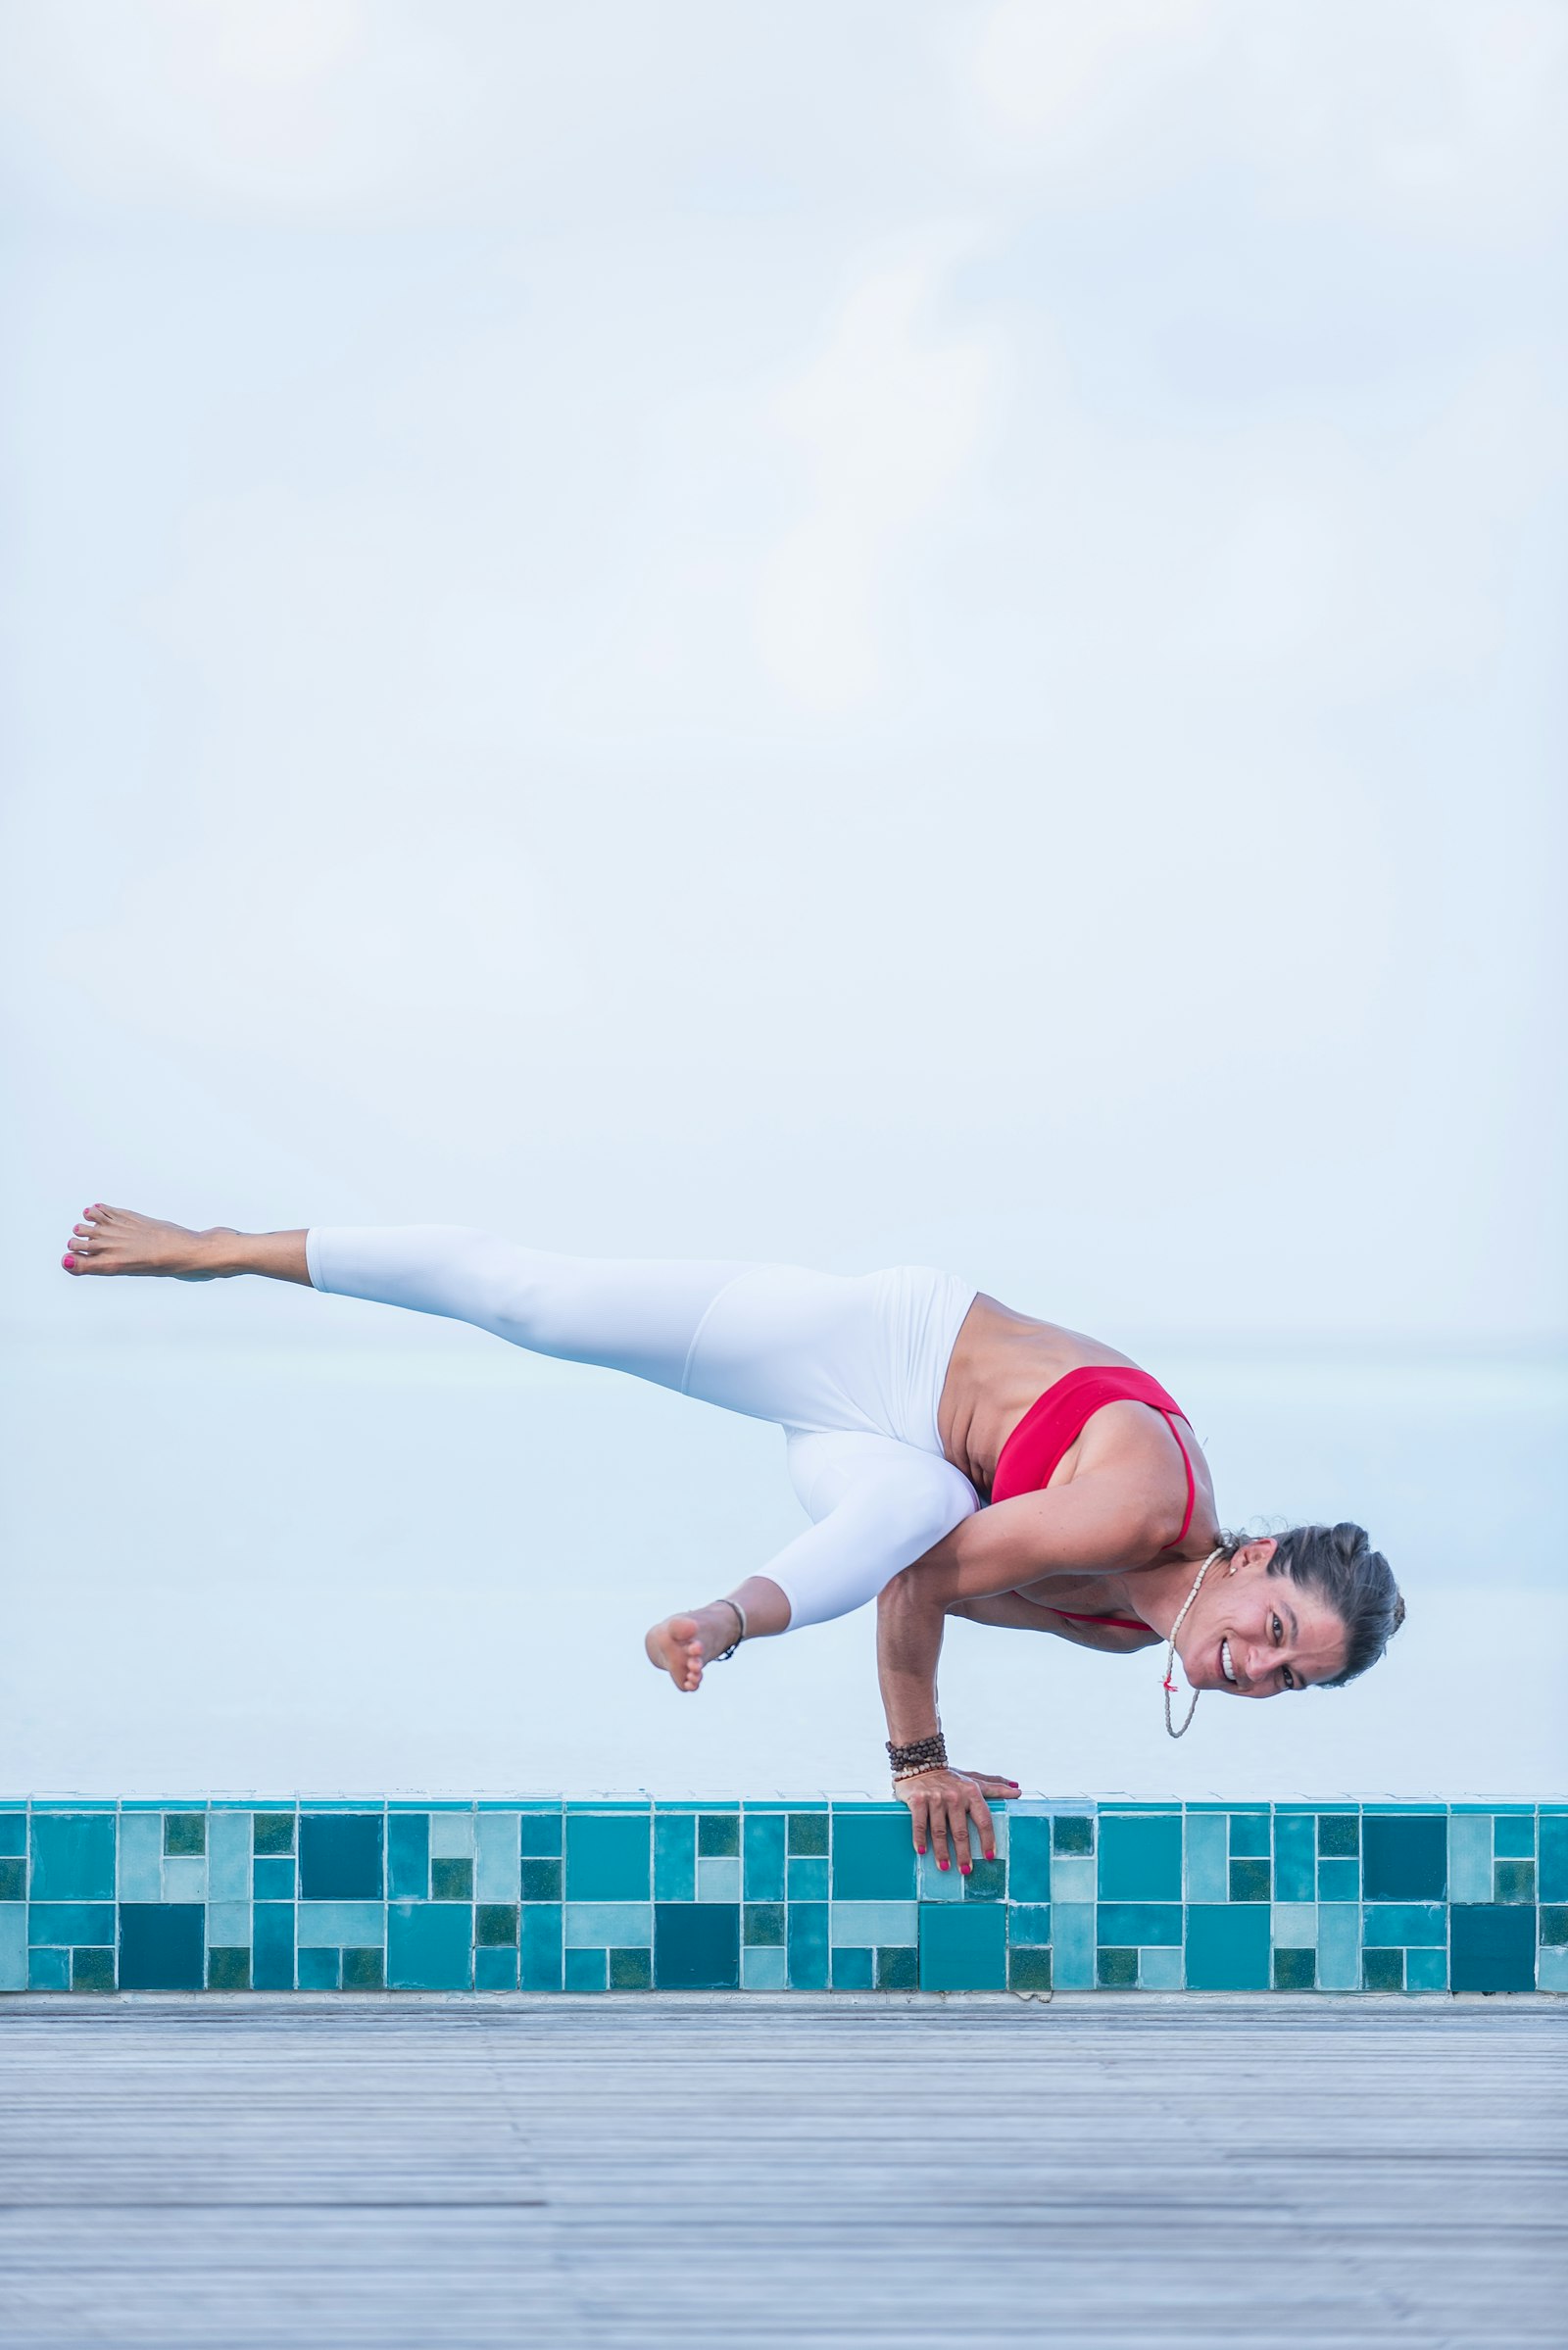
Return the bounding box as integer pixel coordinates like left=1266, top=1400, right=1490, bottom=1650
left=61, top=1207, right=1403, bottom=1865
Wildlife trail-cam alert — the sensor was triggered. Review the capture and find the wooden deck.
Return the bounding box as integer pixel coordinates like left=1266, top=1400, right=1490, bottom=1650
left=1, top=1995, right=1562, bottom=2347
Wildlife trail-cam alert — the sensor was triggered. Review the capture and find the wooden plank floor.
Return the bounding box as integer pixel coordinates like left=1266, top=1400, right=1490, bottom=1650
left=0, top=1996, right=1562, bottom=2348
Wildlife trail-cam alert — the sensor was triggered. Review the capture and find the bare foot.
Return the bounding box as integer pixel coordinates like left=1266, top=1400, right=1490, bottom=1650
left=644, top=1603, right=743, bottom=1693
left=60, top=1204, right=234, bottom=1280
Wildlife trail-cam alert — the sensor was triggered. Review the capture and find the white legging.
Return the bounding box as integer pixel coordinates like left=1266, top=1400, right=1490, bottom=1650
left=306, top=1228, right=981, bottom=1629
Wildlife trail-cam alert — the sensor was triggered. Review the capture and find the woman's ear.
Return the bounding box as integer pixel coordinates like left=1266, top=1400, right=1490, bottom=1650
left=1231, top=1538, right=1279, bottom=1576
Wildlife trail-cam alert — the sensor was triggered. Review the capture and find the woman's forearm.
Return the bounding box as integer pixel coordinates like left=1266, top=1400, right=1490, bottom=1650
left=875, top=1568, right=949, bottom=1743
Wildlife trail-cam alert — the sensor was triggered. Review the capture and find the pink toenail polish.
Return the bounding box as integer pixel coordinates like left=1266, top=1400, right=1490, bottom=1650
left=62, top=1253, right=74, bottom=1269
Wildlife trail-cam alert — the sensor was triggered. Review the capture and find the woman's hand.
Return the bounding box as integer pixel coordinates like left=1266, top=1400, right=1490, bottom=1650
left=952, top=1769, right=1020, bottom=1801
left=894, top=1768, right=998, bottom=1873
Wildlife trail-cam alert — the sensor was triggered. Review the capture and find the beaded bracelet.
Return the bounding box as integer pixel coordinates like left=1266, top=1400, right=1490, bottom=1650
left=886, top=1731, right=947, bottom=1775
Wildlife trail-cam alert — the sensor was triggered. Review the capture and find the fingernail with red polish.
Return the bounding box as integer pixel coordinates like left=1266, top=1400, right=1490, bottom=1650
left=915, top=1845, right=926, bottom=1856
left=960, top=1864, right=972, bottom=1876
left=937, top=1859, right=949, bottom=1872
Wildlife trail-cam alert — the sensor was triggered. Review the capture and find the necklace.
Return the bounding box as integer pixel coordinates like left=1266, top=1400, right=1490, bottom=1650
left=1161, top=1547, right=1224, bottom=1739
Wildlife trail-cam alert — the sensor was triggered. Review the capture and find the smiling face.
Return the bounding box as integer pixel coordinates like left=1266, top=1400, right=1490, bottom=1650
left=1179, top=1541, right=1349, bottom=1697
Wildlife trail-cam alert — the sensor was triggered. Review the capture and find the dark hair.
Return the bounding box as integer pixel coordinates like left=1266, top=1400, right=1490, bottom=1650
left=1217, top=1521, right=1404, bottom=1687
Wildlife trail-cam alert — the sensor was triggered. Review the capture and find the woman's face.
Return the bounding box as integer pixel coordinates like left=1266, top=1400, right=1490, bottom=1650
left=1179, top=1541, right=1348, bottom=1696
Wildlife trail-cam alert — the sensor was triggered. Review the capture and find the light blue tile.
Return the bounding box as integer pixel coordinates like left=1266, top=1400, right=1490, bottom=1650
left=117, top=1811, right=163, bottom=1903
left=1536, top=1948, right=1568, bottom=1993
left=207, top=1813, right=251, bottom=1902
left=1317, top=1903, right=1361, bottom=1990
left=1051, top=1855, right=1095, bottom=1904
left=1447, top=1813, right=1492, bottom=1904
left=1185, top=1813, right=1228, bottom=1903
left=0, top=1906, right=24, bottom=1991
left=830, top=1901, right=918, bottom=1948
left=1405, top=1947, right=1448, bottom=1993
left=1362, top=1903, right=1446, bottom=1947
left=163, top=1857, right=206, bottom=1902
left=742, top=1945, right=787, bottom=1989
left=564, top=1902, right=653, bottom=1949
left=475, top=1813, right=521, bottom=1903
left=296, top=1901, right=384, bottom=1946
left=1139, top=1946, right=1183, bottom=1989
left=1053, top=1903, right=1096, bottom=1989
left=696, top=1857, right=741, bottom=1903
left=206, top=1901, right=251, bottom=1946
left=428, top=1809, right=475, bottom=1859
left=916, top=1852, right=963, bottom=1902
left=1272, top=1903, right=1317, bottom=1949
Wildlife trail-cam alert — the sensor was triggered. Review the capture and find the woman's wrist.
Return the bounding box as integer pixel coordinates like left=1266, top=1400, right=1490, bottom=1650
left=887, top=1730, right=948, bottom=1781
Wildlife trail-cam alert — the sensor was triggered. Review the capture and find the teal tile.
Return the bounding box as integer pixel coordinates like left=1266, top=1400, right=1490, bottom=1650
left=299, top=1815, right=383, bottom=1900
left=253, top=1812, right=295, bottom=1856
left=565, top=1948, right=607, bottom=1992
left=0, top=1908, right=27, bottom=1991
left=1317, top=1812, right=1359, bottom=1857
left=298, top=1946, right=340, bottom=1990
left=253, top=1858, right=295, bottom=1899
left=1098, top=1814, right=1181, bottom=1900
left=610, top=1947, right=653, bottom=1990
left=1230, top=1860, right=1271, bottom=1904
left=164, top=1812, right=206, bottom=1857
left=1537, top=1948, right=1568, bottom=1993
left=916, top=1850, right=962, bottom=1901
left=208, top=1812, right=251, bottom=1902
left=387, top=1813, right=429, bottom=1899
left=1450, top=1904, right=1535, bottom=1992
left=518, top=1808, right=562, bottom=1858
left=1053, top=1815, right=1094, bottom=1855
left=475, top=1947, right=518, bottom=1990
left=697, top=1813, right=740, bottom=1858
left=30, top=1903, right=115, bottom=1945
left=962, top=1857, right=1006, bottom=1902
left=431, top=1858, right=473, bottom=1902
left=119, top=1904, right=204, bottom=1990
left=696, top=1857, right=741, bottom=1903
left=427, top=1810, right=475, bottom=1860
left=787, top=1811, right=828, bottom=1857
left=253, top=1902, right=294, bottom=1990
left=476, top=1904, right=518, bottom=1947
left=565, top=1903, right=653, bottom=1949
left=116, top=1812, right=163, bottom=1901
left=833, top=1945, right=874, bottom=1989
left=1363, top=1948, right=1403, bottom=1992
left=1139, top=1946, right=1184, bottom=1989
left=1541, top=1815, right=1568, bottom=1901
left=1185, top=1814, right=1228, bottom=1903
left=1272, top=1814, right=1314, bottom=1904
left=1405, top=1947, right=1448, bottom=1992
left=341, top=1946, right=383, bottom=1990
left=877, top=1945, right=918, bottom=1991
left=1273, top=1948, right=1315, bottom=1990
left=787, top=1902, right=828, bottom=1988
left=1494, top=1814, right=1536, bottom=1860
left=1541, top=1906, right=1568, bottom=1946
left=520, top=1858, right=563, bottom=1902
left=787, top=1856, right=828, bottom=1902
left=565, top=1813, right=650, bottom=1901
left=387, top=1900, right=472, bottom=1990
left=207, top=1946, right=251, bottom=1991
left=1362, top=1903, right=1446, bottom=1947
left=1271, top=1903, right=1316, bottom=1949
left=1494, top=1860, right=1536, bottom=1904
left=832, top=1814, right=914, bottom=1900
left=654, top=1814, right=695, bottom=1899
left=1008, top=1946, right=1053, bottom=1992
left=207, top=1901, right=250, bottom=1946
left=655, top=1902, right=739, bottom=1988
left=1052, top=1903, right=1096, bottom=1988
left=743, top=1945, right=787, bottom=1988
left=1447, top=1814, right=1492, bottom=1904
left=1098, top=1902, right=1181, bottom=1946
left=919, top=1903, right=1006, bottom=1989
left=1098, top=1947, right=1138, bottom=1987
left=1362, top=1814, right=1445, bottom=1902
left=0, top=1815, right=24, bottom=1857
left=1316, top=1904, right=1360, bottom=1990
left=743, top=1902, right=784, bottom=1947
left=1185, top=1905, right=1269, bottom=1990
left=743, top=1813, right=786, bottom=1901
left=298, top=1901, right=383, bottom=1947
left=830, top=1900, right=917, bottom=1947
left=1318, top=1859, right=1360, bottom=1902
left=1228, top=1812, right=1270, bottom=1857
left=475, top=1813, right=521, bottom=1903
left=29, top=1947, right=70, bottom=1989
left=1007, top=1816, right=1052, bottom=1904
left=29, top=1814, right=115, bottom=1901
left=519, top=1906, right=562, bottom=1990
left=1008, top=1903, right=1051, bottom=1945
left=0, top=1859, right=22, bottom=1902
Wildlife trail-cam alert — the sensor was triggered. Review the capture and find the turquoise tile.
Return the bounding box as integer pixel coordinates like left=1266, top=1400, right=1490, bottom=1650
left=1098, top=1814, right=1181, bottom=1900
left=787, top=1811, right=828, bottom=1856
left=298, top=1946, right=340, bottom=1990
left=832, top=1814, right=914, bottom=1900
left=519, top=1906, right=562, bottom=1990
left=431, top=1859, right=473, bottom=1901
left=877, top=1945, right=918, bottom=1991
left=427, top=1810, right=475, bottom=1859
left=520, top=1859, right=563, bottom=1902
left=475, top=1946, right=518, bottom=1990
left=1272, top=1814, right=1314, bottom=1904
left=1537, top=1948, right=1568, bottom=1993
left=1227, top=1812, right=1269, bottom=1858
left=1494, top=1814, right=1536, bottom=1860
left=697, top=1813, right=740, bottom=1858
left=207, top=1900, right=251, bottom=1947
left=1185, top=1905, right=1269, bottom=1990
left=1450, top=1904, right=1534, bottom=1992
left=1052, top=1903, right=1096, bottom=1989
left=1362, top=1903, right=1446, bottom=1947
left=1541, top=1906, right=1568, bottom=1946
left=518, top=1808, right=562, bottom=1858
left=117, top=1812, right=163, bottom=1902
left=564, top=1948, right=607, bottom=1992
left=916, top=1851, right=962, bottom=1901
left=299, top=1815, right=383, bottom=1900
left=1098, top=1947, right=1138, bottom=1987
left=655, top=1814, right=696, bottom=1900
left=1271, top=1903, right=1316, bottom=1949
left=1008, top=1947, right=1053, bottom=1992
left=1541, top=1814, right=1568, bottom=1901
left=566, top=1813, right=650, bottom=1901
left=743, top=1902, right=784, bottom=1947
left=29, top=1814, right=115, bottom=1901
left=73, top=1944, right=116, bottom=1986
left=697, top=1857, right=741, bottom=1903
left=207, top=1946, right=250, bottom=1991
left=208, top=1812, right=251, bottom=1902
left=1318, top=1859, right=1360, bottom=1902
left=0, top=1859, right=22, bottom=1901
left=1405, top=1947, right=1448, bottom=1992
left=1317, top=1811, right=1359, bottom=1857
left=565, top=1902, right=653, bottom=1949
left=1184, top=1813, right=1228, bottom=1903
left=1139, top=1946, right=1184, bottom=1989
left=833, top=1946, right=874, bottom=1989
left=163, top=1857, right=206, bottom=1903
left=961, top=1856, right=1006, bottom=1902
left=164, top=1813, right=206, bottom=1857
left=476, top=1814, right=521, bottom=1902
left=29, top=1903, right=116, bottom=1945
left=1273, top=1948, right=1315, bottom=1990
left=743, top=1945, right=787, bottom=1989
left=475, top=1904, right=518, bottom=1947
left=29, top=1948, right=70, bottom=1989
left=253, top=1813, right=294, bottom=1855
left=1230, top=1860, right=1271, bottom=1903
left=655, top=1902, right=739, bottom=1988
left=253, top=1857, right=295, bottom=1900
left=1053, top=1815, right=1094, bottom=1855
left=1051, top=1855, right=1095, bottom=1904
left=1007, top=1816, right=1052, bottom=1904
left=253, top=1902, right=294, bottom=1990
left=1362, top=1814, right=1445, bottom=1901
left=339, top=1947, right=381, bottom=1990
left=742, top=1813, right=786, bottom=1901
left=1098, top=1902, right=1181, bottom=1946
left=1008, top=1903, right=1051, bottom=1946
left=0, top=1815, right=24, bottom=1857
left=1494, top=1860, right=1536, bottom=1903
left=1363, top=1948, right=1403, bottom=1992
left=830, top=1901, right=917, bottom=1947
left=787, top=1902, right=828, bottom=1988
left=609, top=1947, right=653, bottom=1990
left=1316, top=1904, right=1360, bottom=1990
left=297, top=1900, right=383, bottom=1946
left=387, top=1900, right=472, bottom=1990
left=919, top=1902, right=1005, bottom=1989
left=787, top=1856, right=829, bottom=1902
left=387, top=1814, right=429, bottom=1900
left=1447, top=1814, right=1492, bottom=1904
left=119, top=1904, right=204, bottom=1990
left=0, top=1908, right=24, bottom=1992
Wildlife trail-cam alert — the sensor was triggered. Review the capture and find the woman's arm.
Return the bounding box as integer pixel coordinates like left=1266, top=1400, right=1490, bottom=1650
left=876, top=1567, right=999, bottom=1873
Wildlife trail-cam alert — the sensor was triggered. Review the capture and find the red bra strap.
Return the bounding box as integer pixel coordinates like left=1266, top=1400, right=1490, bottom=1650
left=1160, top=1413, right=1197, bottom=1550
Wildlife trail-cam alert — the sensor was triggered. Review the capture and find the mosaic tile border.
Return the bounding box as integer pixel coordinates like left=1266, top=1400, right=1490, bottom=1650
left=3, top=1802, right=1562, bottom=1995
